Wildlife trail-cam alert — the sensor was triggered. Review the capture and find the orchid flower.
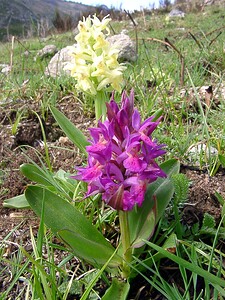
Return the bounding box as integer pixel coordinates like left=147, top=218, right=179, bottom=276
left=73, top=90, right=166, bottom=211
left=65, top=15, right=126, bottom=96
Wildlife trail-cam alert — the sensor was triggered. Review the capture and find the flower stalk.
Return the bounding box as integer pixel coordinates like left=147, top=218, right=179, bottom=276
left=95, top=91, right=107, bottom=121
left=119, top=210, right=132, bottom=278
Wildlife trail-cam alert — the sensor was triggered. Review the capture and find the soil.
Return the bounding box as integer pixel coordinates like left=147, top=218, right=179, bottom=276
left=0, top=96, right=225, bottom=299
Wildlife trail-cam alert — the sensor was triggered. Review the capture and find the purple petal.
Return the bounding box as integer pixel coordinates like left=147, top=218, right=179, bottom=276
left=87, top=142, right=112, bottom=163
left=117, top=151, right=128, bottom=164
left=122, top=190, right=135, bottom=211
left=142, top=143, right=166, bottom=161
left=124, top=176, right=138, bottom=186
left=74, top=159, right=102, bottom=182
left=140, top=118, right=159, bottom=136
left=130, top=180, right=147, bottom=207
left=88, top=127, right=102, bottom=143
left=139, top=163, right=167, bottom=181
left=106, top=99, right=119, bottom=120
left=123, top=155, right=147, bottom=173
left=106, top=161, right=124, bottom=182
left=117, top=109, right=128, bottom=127
left=122, top=89, right=134, bottom=118
left=132, top=109, right=141, bottom=131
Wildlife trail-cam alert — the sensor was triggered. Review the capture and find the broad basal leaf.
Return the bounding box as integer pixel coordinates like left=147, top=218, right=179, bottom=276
left=20, top=163, right=53, bottom=186
left=3, top=194, right=30, bottom=209
left=25, top=185, right=122, bottom=267
left=50, top=106, right=89, bottom=154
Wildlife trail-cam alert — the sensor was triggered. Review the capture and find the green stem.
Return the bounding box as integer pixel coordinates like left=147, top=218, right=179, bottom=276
left=174, top=203, right=182, bottom=239
left=119, top=211, right=132, bottom=278
left=95, top=91, right=106, bottom=122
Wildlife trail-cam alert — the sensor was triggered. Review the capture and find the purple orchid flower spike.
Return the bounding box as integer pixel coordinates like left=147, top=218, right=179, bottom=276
left=74, top=90, right=166, bottom=211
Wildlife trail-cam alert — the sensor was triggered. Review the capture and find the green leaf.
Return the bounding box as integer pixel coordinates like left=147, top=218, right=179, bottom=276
left=50, top=106, right=89, bottom=154
left=54, top=169, right=78, bottom=193
left=129, top=203, right=156, bottom=248
left=218, top=154, right=225, bottom=167
left=159, top=158, right=180, bottom=176
left=21, top=164, right=78, bottom=199
left=202, top=213, right=216, bottom=229
left=59, top=229, right=119, bottom=266
left=161, top=232, right=177, bottom=250
left=152, top=108, right=163, bottom=121
left=20, top=163, right=53, bottom=186
left=25, top=185, right=122, bottom=267
left=172, top=173, right=189, bottom=205
left=128, top=159, right=180, bottom=248
left=3, top=194, right=30, bottom=209
left=102, top=278, right=130, bottom=300
left=215, top=191, right=225, bottom=206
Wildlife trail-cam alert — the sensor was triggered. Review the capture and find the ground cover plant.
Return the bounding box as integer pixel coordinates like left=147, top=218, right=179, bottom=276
left=1, top=4, right=225, bottom=299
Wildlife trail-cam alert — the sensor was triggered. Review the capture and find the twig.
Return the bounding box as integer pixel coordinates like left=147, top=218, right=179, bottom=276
left=10, top=35, right=15, bottom=71
left=145, top=37, right=170, bottom=46
left=208, top=31, right=222, bottom=47
left=189, top=32, right=203, bottom=49
left=165, top=37, right=185, bottom=86
left=141, top=8, right=147, bottom=29
left=109, top=23, right=116, bottom=35
left=14, top=37, right=32, bottom=53
left=124, top=10, right=138, bottom=59
left=206, top=26, right=225, bottom=37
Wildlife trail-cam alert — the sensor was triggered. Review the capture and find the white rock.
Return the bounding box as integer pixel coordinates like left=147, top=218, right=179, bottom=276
left=1, top=65, right=11, bottom=74
left=0, top=63, right=8, bottom=70
left=188, top=143, right=218, bottom=165
left=107, top=33, right=137, bottom=62
left=45, top=46, right=74, bottom=77
left=35, top=44, right=58, bottom=61
left=169, top=9, right=185, bottom=18
left=189, top=143, right=218, bottom=156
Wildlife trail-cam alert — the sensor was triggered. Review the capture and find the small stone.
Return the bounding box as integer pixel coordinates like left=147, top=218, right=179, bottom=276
left=59, top=136, right=70, bottom=145
left=169, top=9, right=185, bottom=18
left=187, top=143, right=218, bottom=165
left=9, top=212, right=25, bottom=218
left=35, top=44, right=58, bottom=61
left=1, top=65, right=11, bottom=74
left=24, top=50, right=30, bottom=56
